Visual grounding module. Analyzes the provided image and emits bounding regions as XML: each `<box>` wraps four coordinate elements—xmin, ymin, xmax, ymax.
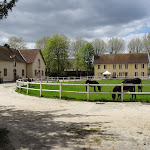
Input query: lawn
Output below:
<box><xmin>17</xmin><ymin>80</ymin><xmax>150</xmax><ymax>102</ymax></box>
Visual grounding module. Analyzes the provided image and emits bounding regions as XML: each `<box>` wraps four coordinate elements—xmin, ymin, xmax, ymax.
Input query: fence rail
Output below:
<box><xmin>16</xmin><ymin>80</ymin><xmax>150</xmax><ymax>102</ymax></box>
<box><xmin>19</xmin><ymin>75</ymin><xmax>150</xmax><ymax>83</ymax></box>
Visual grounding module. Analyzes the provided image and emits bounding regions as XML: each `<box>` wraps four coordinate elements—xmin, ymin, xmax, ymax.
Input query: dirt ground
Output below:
<box><xmin>0</xmin><ymin>83</ymin><xmax>150</xmax><ymax>150</ymax></box>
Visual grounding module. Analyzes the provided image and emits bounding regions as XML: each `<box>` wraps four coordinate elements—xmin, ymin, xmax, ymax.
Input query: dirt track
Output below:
<box><xmin>0</xmin><ymin>83</ymin><xmax>150</xmax><ymax>150</ymax></box>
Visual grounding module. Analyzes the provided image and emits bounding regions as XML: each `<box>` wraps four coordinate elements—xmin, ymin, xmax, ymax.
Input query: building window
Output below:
<box><xmin>4</xmin><ymin>68</ymin><xmax>7</xmax><ymax>76</ymax></box>
<box><xmin>113</xmin><ymin>64</ymin><xmax>116</xmax><ymax>69</ymax></box>
<box><xmin>35</xmin><ymin>70</ymin><xmax>37</xmax><ymax>76</ymax></box>
<box><xmin>38</xmin><ymin>59</ymin><xmax>40</xmax><ymax>68</ymax></box>
<box><xmin>104</xmin><ymin>65</ymin><xmax>107</xmax><ymax>69</ymax></box>
<box><xmin>119</xmin><ymin>72</ymin><xmax>122</xmax><ymax>76</ymax></box>
<box><xmin>125</xmin><ymin>72</ymin><xmax>128</xmax><ymax>77</ymax></box>
<box><xmin>22</xmin><ymin>70</ymin><xmax>24</xmax><ymax>76</ymax></box>
<box><xmin>141</xmin><ymin>72</ymin><xmax>144</xmax><ymax>77</ymax></box>
<box><xmin>135</xmin><ymin>72</ymin><xmax>138</xmax><ymax>76</ymax></box>
<box><xmin>38</xmin><ymin>70</ymin><xmax>41</xmax><ymax>78</ymax></box>
<box><xmin>141</xmin><ymin>64</ymin><xmax>144</xmax><ymax>69</ymax></box>
<box><xmin>135</xmin><ymin>64</ymin><xmax>138</xmax><ymax>69</ymax></box>
<box><xmin>125</xmin><ymin>64</ymin><xmax>128</xmax><ymax>69</ymax></box>
<box><xmin>113</xmin><ymin>72</ymin><xmax>116</xmax><ymax>77</ymax></box>
<box><xmin>119</xmin><ymin>64</ymin><xmax>122</xmax><ymax>69</ymax></box>
<box><xmin>42</xmin><ymin>70</ymin><xmax>44</xmax><ymax>76</ymax></box>
<box><xmin>98</xmin><ymin>65</ymin><xmax>100</xmax><ymax>69</ymax></box>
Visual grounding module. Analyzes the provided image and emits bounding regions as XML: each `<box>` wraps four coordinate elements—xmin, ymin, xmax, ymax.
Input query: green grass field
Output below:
<box><xmin>17</xmin><ymin>80</ymin><xmax>150</xmax><ymax>102</ymax></box>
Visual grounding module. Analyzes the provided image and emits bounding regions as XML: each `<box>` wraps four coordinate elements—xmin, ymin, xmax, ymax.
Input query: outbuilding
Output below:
<box><xmin>0</xmin><ymin>44</ymin><xmax>45</xmax><ymax>82</ymax></box>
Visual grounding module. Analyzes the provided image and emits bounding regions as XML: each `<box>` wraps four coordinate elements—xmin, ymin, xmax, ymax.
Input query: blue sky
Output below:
<box><xmin>0</xmin><ymin>0</ymin><xmax>150</xmax><ymax>50</ymax></box>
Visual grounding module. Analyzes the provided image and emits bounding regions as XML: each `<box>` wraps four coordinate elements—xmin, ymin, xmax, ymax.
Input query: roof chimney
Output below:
<box><xmin>4</xmin><ymin>44</ymin><xmax>10</xmax><ymax>49</ymax></box>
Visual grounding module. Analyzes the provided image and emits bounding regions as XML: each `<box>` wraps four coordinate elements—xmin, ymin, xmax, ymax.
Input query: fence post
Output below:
<box><xmin>19</xmin><ymin>81</ymin><xmax>21</xmax><ymax>92</ymax></box>
<box><xmin>87</xmin><ymin>83</ymin><xmax>90</xmax><ymax>101</ymax></box>
<box><xmin>27</xmin><ymin>82</ymin><xmax>29</xmax><ymax>95</ymax></box>
<box><xmin>16</xmin><ymin>81</ymin><xmax>18</xmax><ymax>90</ymax></box>
<box><xmin>59</xmin><ymin>82</ymin><xmax>62</xmax><ymax>99</ymax></box>
<box><xmin>40</xmin><ymin>82</ymin><xmax>42</xmax><ymax>97</ymax></box>
<box><xmin>121</xmin><ymin>83</ymin><xmax>123</xmax><ymax>102</ymax></box>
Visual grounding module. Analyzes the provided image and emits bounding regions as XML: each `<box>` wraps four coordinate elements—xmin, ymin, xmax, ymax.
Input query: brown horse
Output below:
<box><xmin>112</xmin><ymin>83</ymin><xmax>136</xmax><ymax>100</ymax></box>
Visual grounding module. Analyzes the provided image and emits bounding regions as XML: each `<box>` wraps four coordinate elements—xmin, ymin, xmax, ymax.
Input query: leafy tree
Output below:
<box><xmin>35</xmin><ymin>36</ymin><xmax>50</xmax><ymax>50</ymax></box>
<box><xmin>0</xmin><ymin>0</ymin><xmax>18</xmax><ymax>20</ymax></box>
<box><xmin>70</xmin><ymin>37</ymin><xmax>87</xmax><ymax>57</ymax></box>
<box><xmin>75</xmin><ymin>43</ymin><xmax>94</xmax><ymax>75</ymax></box>
<box><xmin>107</xmin><ymin>37</ymin><xmax>125</xmax><ymax>54</ymax></box>
<box><xmin>8</xmin><ymin>36</ymin><xmax>27</xmax><ymax>50</ymax></box>
<box><xmin>44</xmin><ymin>34</ymin><xmax>70</xmax><ymax>76</ymax></box>
<box><xmin>143</xmin><ymin>33</ymin><xmax>150</xmax><ymax>54</ymax></box>
<box><xmin>128</xmin><ymin>37</ymin><xmax>143</xmax><ymax>53</ymax></box>
<box><xmin>92</xmin><ymin>39</ymin><xmax>107</xmax><ymax>55</ymax></box>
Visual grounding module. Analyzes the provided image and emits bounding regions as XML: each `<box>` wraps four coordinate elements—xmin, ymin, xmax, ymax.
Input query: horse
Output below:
<box><xmin>122</xmin><ymin>78</ymin><xmax>142</xmax><ymax>92</ymax></box>
<box><xmin>112</xmin><ymin>83</ymin><xmax>136</xmax><ymax>100</ymax></box>
<box><xmin>86</xmin><ymin>80</ymin><xmax>101</xmax><ymax>92</ymax></box>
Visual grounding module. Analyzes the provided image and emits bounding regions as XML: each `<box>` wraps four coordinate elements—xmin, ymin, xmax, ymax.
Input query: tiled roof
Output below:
<box><xmin>19</xmin><ymin>49</ymin><xmax>45</xmax><ymax>64</ymax></box>
<box><xmin>94</xmin><ymin>53</ymin><xmax>149</xmax><ymax>64</ymax></box>
<box><xmin>0</xmin><ymin>45</ymin><xmax>25</xmax><ymax>63</ymax></box>
<box><xmin>19</xmin><ymin>49</ymin><xmax>39</xmax><ymax>63</ymax></box>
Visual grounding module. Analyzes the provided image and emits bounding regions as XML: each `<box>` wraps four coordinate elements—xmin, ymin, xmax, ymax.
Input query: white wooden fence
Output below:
<box><xmin>16</xmin><ymin>80</ymin><xmax>150</xmax><ymax>102</ymax></box>
<box><xmin>20</xmin><ymin>75</ymin><xmax>150</xmax><ymax>83</ymax></box>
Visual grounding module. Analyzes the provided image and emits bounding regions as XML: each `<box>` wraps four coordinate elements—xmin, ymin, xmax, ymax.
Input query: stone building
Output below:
<box><xmin>0</xmin><ymin>44</ymin><xmax>45</xmax><ymax>81</ymax></box>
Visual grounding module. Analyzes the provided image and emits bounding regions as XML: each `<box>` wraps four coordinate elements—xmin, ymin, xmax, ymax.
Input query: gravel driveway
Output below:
<box><xmin>0</xmin><ymin>83</ymin><xmax>150</xmax><ymax>150</ymax></box>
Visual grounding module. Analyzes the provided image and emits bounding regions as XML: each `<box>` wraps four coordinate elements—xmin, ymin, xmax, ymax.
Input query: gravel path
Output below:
<box><xmin>0</xmin><ymin>83</ymin><xmax>150</xmax><ymax>150</ymax></box>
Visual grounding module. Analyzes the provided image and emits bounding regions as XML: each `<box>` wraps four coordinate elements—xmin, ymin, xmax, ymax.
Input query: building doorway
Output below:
<box><xmin>13</xmin><ymin>69</ymin><xmax>17</xmax><ymax>81</ymax></box>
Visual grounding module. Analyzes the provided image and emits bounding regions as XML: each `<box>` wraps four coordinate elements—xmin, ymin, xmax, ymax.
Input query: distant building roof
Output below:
<box><xmin>0</xmin><ymin>45</ymin><xmax>25</xmax><ymax>63</ymax></box>
<box><xmin>94</xmin><ymin>53</ymin><xmax>149</xmax><ymax>64</ymax></box>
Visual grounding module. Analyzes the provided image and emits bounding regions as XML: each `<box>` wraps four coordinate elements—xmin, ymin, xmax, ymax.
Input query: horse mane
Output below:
<box><xmin>113</xmin><ymin>86</ymin><xmax>120</xmax><ymax>92</ymax></box>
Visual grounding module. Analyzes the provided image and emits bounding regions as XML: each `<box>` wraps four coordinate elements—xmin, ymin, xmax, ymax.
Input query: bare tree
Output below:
<box><xmin>107</xmin><ymin>37</ymin><xmax>125</xmax><ymax>54</ymax></box>
<box><xmin>143</xmin><ymin>33</ymin><xmax>150</xmax><ymax>54</ymax></box>
<box><xmin>0</xmin><ymin>0</ymin><xmax>18</xmax><ymax>20</ymax></box>
<box><xmin>70</xmin><ymin>37</ymin><xmax>87</xmax><ymax>57</ymax></box>
<box><xmin>35</xmin><ymin>36</ymin><xmax>50</xmax><ymax>50</ymax></box>
<box><xmin>92</xmin><ymin>39</ymin><xmax>107</xmax><ymax>55</ymax></box>
<box><xmin>8</xmin><ymin>36</ymin><xmax>27</xmax><ymax>50</ymax></box>
<box><xmin>128</xmin><ymin>37</ymin><xmax>143</xmax><ymax>53</ymax></box>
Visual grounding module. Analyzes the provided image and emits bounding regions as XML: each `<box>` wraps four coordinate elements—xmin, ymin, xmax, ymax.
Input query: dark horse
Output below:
<box><xmin>112</xmin><ymin>83</ymin><xmax>136</xmax><ymax>100</ymax></box>
<box><xmin>86</xmin><ymin>80</ymin><xmax>101</xmax><ymax>92</ymax></box>
<box><xmin>122</xmin><ymin>78</ymin><xmax>142</xmax><ymax>92</ymax></box>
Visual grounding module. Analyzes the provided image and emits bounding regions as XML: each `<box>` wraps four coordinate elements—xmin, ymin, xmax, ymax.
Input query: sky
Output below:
<box><xmin>0</xmin><ymin>0</ymin><xmax>150</xmax><ymax>50</ymax></box>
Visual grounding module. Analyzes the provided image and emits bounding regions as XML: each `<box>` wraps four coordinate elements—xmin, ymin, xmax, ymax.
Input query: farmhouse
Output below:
<box><xmin>94</xmin><ymin>53</ymin><xmax>149</xmax><ymax>78</ymax></box>
<box><xmin>0</xmin><ymin>44</ymin><xmax>45</xmax><ymax>82</ymax></box>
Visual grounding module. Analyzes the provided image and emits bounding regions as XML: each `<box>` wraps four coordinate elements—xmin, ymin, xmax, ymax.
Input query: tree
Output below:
<box><xmin>92</xmin><ymin>39</ymin><xmax>107</xmax><ymax>55</ymax></box>
<box><xmin>107</xmin><ymin>38</ymin><xmax>125</xmax><ymax>54</ymax></box>
<box><xmin>35</xmin><ymin>36</ymin><xmax>50</xmax><ymax>50</ymax></box>
<box><xmin>44</xmin><ymin>34</ymin><xmax>70</xmax><ymax>76</ymax></box>
<box><xmin>75</xmin><ymin>43</ymin><xmax>94</xmax><ymax>75</ymax></box>
<box><xmin>128</xmin><ymin>38</ymin><xmax>143</xmax><ymax>53</ymax></box>
<box><xmin>8</xmin><ymin>36</ymin><xmax>27</xmax><ymax>50</ymax></box>
<box><xmin>70</xmin><ymin>37</ymin><xmax>87</xmax><ymax>57</ymax></box>
<box><xmin>143</xmin><ymin>33</ymin><xmax>150</xmax><ymax>54</ymax></box>
<box><xmin>0</xmin><ymin>0</ymin><xmax>18</xmax><ymax>20</ymax></box>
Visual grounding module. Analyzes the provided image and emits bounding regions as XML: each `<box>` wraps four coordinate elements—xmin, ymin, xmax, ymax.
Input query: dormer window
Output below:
<box><xmin>38</xmin><ymin>59</ymin><xmax>40</xmax><ymax>68</ymax></box>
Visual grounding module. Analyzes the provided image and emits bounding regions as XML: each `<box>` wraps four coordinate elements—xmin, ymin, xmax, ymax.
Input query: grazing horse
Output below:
<box><xmin>112</xmin><ymin>83</ymin><xmax>136</xmax><ymax>100</ymax></box>
<box><xmin>122</xmin><ymin>78</ymin><xmax>142</xmax><ymax>92</ymax></box>
<box><xmin>86</xmin><ymin>80</ymin><xmax>101</xmax><ymax>92</ymax></box>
